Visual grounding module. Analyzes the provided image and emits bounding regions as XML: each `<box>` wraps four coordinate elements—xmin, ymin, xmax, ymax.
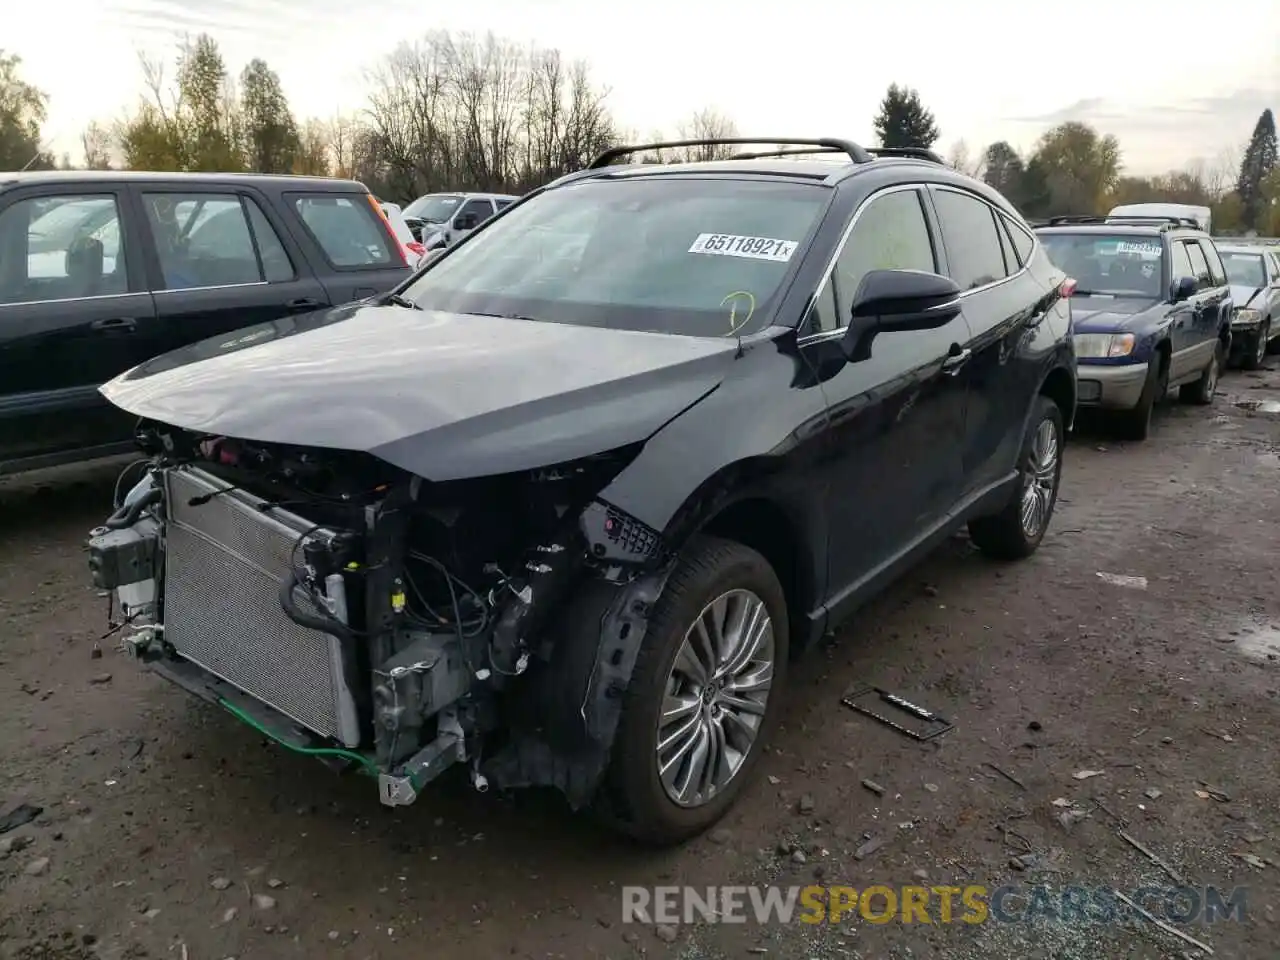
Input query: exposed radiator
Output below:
<box><xmin>162</xmin><ymin>467</ymin><xmax>361</xmax><ymax>747</ymax></box>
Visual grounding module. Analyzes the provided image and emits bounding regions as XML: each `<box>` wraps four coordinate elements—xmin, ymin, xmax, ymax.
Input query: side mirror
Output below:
<box><xmin>454</xmin><ymin>213</ymin><xmax>479</xmax><ymax>230</ymax></box>
<box><xmin>1172</xmin><ymin>276</ymin><xmax>1197</xmax><ymax>302</ymax></box>
<box><xmin>424</xmin><ymin>232</ymin><xmax>448</xmax><ymax>252</ymax></box>
<box><xmin>841</xmin><ymin>269</ymin><xmax>963</xmax><ymax>363</ymax></box>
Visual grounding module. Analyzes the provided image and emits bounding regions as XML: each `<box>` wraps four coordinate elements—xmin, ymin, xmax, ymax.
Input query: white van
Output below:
<box><xmin>1108</xmin><ymin>202</ymin><xmax>1211</xmax><ymax>234</ymax></box>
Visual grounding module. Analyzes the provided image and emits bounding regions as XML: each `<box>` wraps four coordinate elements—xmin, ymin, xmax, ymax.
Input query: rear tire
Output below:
<box><xmin>969</xmin><ymin>395</ymin><xmax>1064</xmax><ymax>561</ymax></box>
<box><xmin>597</xmin><ymin>536</ymin><xmax>788</xmax><ymax>846</ymax></box>
<box><xmin>1179</xmin><ymin>341</ymin><xmax>1221</xmax><ymax>405</ymax></box>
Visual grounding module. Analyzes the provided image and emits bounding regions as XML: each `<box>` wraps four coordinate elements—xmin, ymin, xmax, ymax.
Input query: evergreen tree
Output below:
<box><xmin>0</xmin><ymin>51</ymin><xmax>54</xmax><ymax>170</ymax></box>
<box><xmin>872</xmin><ymin>84</ymin><xmax>940</xmax><ymax>149</ymax></box>
<box><xmin>1236</xmin><ymin>109</ymin><xmax>1278</xmax><ymax>230</ymax></box>
<box><xmin>241</xmin><ymin>59</ymin><xmax>300</xmax><ymax>174</ymax></box>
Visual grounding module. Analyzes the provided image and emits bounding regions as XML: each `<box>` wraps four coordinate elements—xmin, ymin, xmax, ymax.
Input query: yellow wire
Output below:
<box><xmin>721</xmin><ymin>290</ymin><xmax>756</xmax><ymax>335</ymax></box>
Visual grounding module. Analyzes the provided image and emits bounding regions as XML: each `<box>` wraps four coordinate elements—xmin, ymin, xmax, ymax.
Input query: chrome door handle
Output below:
<box><xmin>941</xmin><ymin>347</ymin><xmax>971</xmax><ymax>375</ymax></box>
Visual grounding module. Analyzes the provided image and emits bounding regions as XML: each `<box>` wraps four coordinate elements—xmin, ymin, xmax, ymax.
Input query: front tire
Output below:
<box><xmin>1243</xmin><ymin>321</ymin><xmax>1270</xmax><ymax>370</ymax></box>
<box><xmin>969</xmin><ymin>394</ymin><xmax>1064</xmax><ymax>561</ymax></box>
<box><xmin>599</xmin><ymin>537</ymin><xmax>788</xmax><ymax>846</ymax></box>
<box><xmin>1116</xmin><ymin>357</ymin><xmax>1165</xmax><ymax>441</ymax></box>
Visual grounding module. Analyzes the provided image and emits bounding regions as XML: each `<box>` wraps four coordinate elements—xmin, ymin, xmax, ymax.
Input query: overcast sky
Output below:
<box><xmin>14</xmin><ymin>0</ymin><xmax>1280</xmax><ymax>177</ymax></box>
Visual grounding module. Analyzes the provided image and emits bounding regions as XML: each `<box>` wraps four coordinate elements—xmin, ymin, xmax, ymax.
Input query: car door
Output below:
<box><xmin>286</xmin><ymin>190</ymin><xmax>410</xmax><ymax>301</ymax></box>
<box><xmin>1178</xmin><ymin>240</ymin><xmax>1218</xmax><ymax>377</ymax></box>
<box><xmin>134</xmin><ymin>187</ymin><xmax>334</xmax><ymax>359</ymax></box>
<box><xmin>444</xmin><ymin>198</ymin><xmax>497</xmax><ymax>247</ymax></box>
<box><xmin>798</xmin><ymin>184</ymin><xmax>970</xmax><ymax>605</ymax></box>
<box><xmin>1265</xmin><ymin>251</ymin><xmax>1280</xmax><ymax>321</ymax></box>
<box><xmin>1165</xmin><ymin>239</ymin><xmax>1201</xmax><ymax>381</ymax></box>
<box><xmin>0</xmin><ymin>185</ymin><xmax>159</xmax><ymax>472</ymax></box>
<box><xmin>1197</xmin><ymin>238</ymin><xmax>1232</xmax><ymax>342</ymax></box>
<box><xmin>926</xmin><ymin>186</ymin><xmax>1050</xmax><ymax>496</ymax></box>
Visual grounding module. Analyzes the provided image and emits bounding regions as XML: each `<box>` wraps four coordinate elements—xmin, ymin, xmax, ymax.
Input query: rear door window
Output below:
<box><xmin>1198</xmin><ymin>240</ymin><xmax>1227</xmax><ymax>287</ymax></box>
<box><xmin>1000</xmin><ymin>212</ymin><xmax>1036</xmax><ymax>267</ymax></box>
<box><xmin>290</xmin><ymin>193</ymin><xmax>395</xmax><ymax>268</ymax></box>
<box><xmin>931</xmin><ymin>188</ymin><xmax>1009</xmax><ymax>289</ymax></box>
<box><xmin>1184</xmin><ymin>241</ymin><xmax>1211</xmax><ymax>288</ymax></box>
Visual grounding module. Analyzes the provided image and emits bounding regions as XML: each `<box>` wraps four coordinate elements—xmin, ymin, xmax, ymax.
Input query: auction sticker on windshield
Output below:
<box><xmin>689</xmin><ymin>233</ymin><xmax>798</xmax><ymax>262</ymax></box>
<box><xmin>1114</xmin><ymin>241</ymin><xmax>1162</xmax><ymax>258</ymax></box>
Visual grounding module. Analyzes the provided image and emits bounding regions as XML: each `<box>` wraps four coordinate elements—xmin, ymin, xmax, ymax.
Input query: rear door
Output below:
<box><xmin>132</xmin><ymin>186</ymin><xmax>333</xmax><ymax>359</ymax></box>
<box><xmin>926</xmin><ymin>186</ymin><xmax>1049</xmax><ymax>495</ymax></box>
<box><xmin>0</xmin><ymin>184</ymin><xmax>159</xmax><ymax>471</ymax></box>
<box><xmin>1178</xmin><ymin>239</ymin><xmax>1218</xmax><ymax>377</ymax></box>
<box><xmin>285</xmin><ymin>190</ymin><xmax>410</xmax><ymax>302</ymax></box>
<box><xmin>1196</xmin><ymin>237</ymin><xmax>1232</xmax><ymax>340</ymax></box>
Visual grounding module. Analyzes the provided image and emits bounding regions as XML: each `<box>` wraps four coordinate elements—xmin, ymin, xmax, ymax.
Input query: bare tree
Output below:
<box><xmin>946</xmin><ymin>139</ymin><xmax>984</xmax><ymax>178</ymax></box>
<box><xmin>671</xmin><ymin>108</ymin><xmax>739</xmax><ymax>162</ymax></box>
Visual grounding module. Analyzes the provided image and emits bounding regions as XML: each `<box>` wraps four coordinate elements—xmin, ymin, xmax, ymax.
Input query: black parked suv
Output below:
<box><xmin>88</xmin><ymin>138</ymin><xmax>1076</xmax><ymax>845</ymax></box>
<box><xmin>0</xmin><ymin>171</ymin><xmax>412</xmax><ymax>476</ymax></box>
<box><xmin>1035</xmin><ymin>215</ymin><xmax>1232</xmax><ymax>440</ymax></box>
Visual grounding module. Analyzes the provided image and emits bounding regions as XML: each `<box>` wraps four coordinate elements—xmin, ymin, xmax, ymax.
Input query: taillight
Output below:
<box><xmin>406</xmin><ymin>241</ymin><xmax>426</xmax><ymax>257</ymax></box>
<box><xmin>365</xmin><ymin>193</ymin><xmax>409</xmax><ymax>267</ymax></box>
<box><xmin>1059</xmin><ymin>277</ymin><xmax>1077</xmax><ymax>297</ymax></box>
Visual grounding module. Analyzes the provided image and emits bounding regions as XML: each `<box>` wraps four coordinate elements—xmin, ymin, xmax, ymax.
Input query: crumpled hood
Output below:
<box><xmin>100</xmin><ymin>303</ymin><xmax>739</xmax><ymax>481</ymax></box>
<box><xmin>1230</xmin><ymin>283</ymin><xmax>1264</xmax><ymax>310</ymax></box>
<box><xmin>1071</xmin><ymin>296</ymin><xmax>1160</xmax><ymax>334</ymax></box>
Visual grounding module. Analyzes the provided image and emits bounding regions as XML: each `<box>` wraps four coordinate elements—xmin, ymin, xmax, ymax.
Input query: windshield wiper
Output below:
<box><xmin>383</xmin><ymin>293</ymin><xmax>421</xmax><ymax>310</ymax></box>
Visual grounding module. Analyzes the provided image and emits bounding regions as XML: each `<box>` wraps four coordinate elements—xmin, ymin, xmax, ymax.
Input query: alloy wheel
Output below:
<box><xmin>656</xmin><ymin>589</ymin><xmax>775</xmax><ymax>808</ymax></box>
<box><xmin>1020</xmin><ymin>417</ymin><xmax>1059</xmax><ymax>539</ymax></box>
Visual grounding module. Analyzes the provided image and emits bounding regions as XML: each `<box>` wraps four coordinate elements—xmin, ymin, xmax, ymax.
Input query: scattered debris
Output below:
<box><xmin>0</xmin><ymin>804</ymin><xmax>42</xmax><ymax>834</ymax></box>
<box><xmin>221</xmin><ymin>907</ymin><xmax>238</xmax><ymax>924</ymax></box>
<box><xmin>1095</xmin><ymin>572</ymin><xmax>1148</xmax><ymax>590</ymax></box>
<box><xmin>1197</xmin><ymin>782</ymin><xmax>1231</xmax><ymax>802</ymax></box>
<box><xmin>1073</xmin><ymin>770</ymin><xmax>1105</xmax><ymax>780</ymax></box>
<box><xmin>1057</xmin><ymin>807</ymin><xmax>1090</xmax><ymax>830</ymax></box>
<box><xmin>1144</xmin><ymin>787</ymin><xmax>1163</xmax><ymax>800</ymax></box>
<box><xmin>266</xmin><ymin>877</ymin><xmax>285</xmax><ymax>889</ymax></box>
<box><xmin>841</xmin><ymin>685</ymin><xmax>954</xmax><ymax>741</ymax></box>
<box><xmin>854</xmin><ymin>836</ymin><xmax>886</xmax><ymax>861</ymax></box>
<box><xmin>211</xmin><ymin>877</ymin><xmax>232</xmax><ymax>890</ymax></box>
<box><xmin>707</xmin><ymin>828</ymin><xmax>731</xmax><ymax>845</ymax></box>
<box><xmin>797</xmin><ymin>795</ymin><xmax>815</xmax><ymax>815</ymax></box>
<box><xmin>767</xmin><ymin>775</ymin><xmax>781</xmax><ymax>785</ymax></box>
<box><xmin>861</xmin><ymin>779</ymin><xmax>885</xmax><ymax>796</ymax></box>
<box><xmin>24</xmin><ymin>857</ymin><xmax>50</xmax><ymax>876</ymax></box>
<box><xmin>655</xmin><ymin>924</ymin><xmax>678</xmax><ymax>943</ymax></box>
<box><xmin>1114</xmin><ymin>890</ymin><xmax>1214</xmax><ymax>954</ymax></box>
<box><xmin>88</xmin><ymin>673</ymin><xmax>112</xmax><ymax>685</ymax></box>
<box><xmin>982</xmin><ymin>762</ymin><xmax>1027</xmax><ymax>791</ymax></box>
<box><xmin>1051</xmin><ymin>798</ymin><xmax>1073</xmax><ymax>807</ymax></box>
<box><xmin>790</xmin><ymin>849</ymin><xmax>806</xmax><ymax>865</ymax></box>
<box><xmin>1119</xmin><ymin>831</ymin><xmax>1186</xmax><ymax>884</ymax></box>
<box><xmin>0</xmin><ymin>834</ymin><xmax>34</xmax><ymax>856</ymax></box>
<box><xmin>1009</xmin><ymin>853</ymin><xmax>1040</xmax><ymax>871</ymax></box>
<box><xmin>252</xmin><ymin>894</ymin><xmax>276</xmax><ymax>910</ymax></box>
<box><xmin>1231</xmin><ymin>852</ymin><xmax>1267</xmax><ymax>869</ymax></box>
<box><xmin>923</xmin><ymin>783</ymin><xmax>939</xmax><ymax>793</ymax></box>
<box><xmin>1027</xmin><ymin>720</ymin><xmax>1043</xmax><ymax>732</ymax></box>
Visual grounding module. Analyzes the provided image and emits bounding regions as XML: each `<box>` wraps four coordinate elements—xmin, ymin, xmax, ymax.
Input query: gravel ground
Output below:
<box><xmin>2</xmin><ymin>368</ymin><xmax>1279</xmax><ymax>960</ymax></box>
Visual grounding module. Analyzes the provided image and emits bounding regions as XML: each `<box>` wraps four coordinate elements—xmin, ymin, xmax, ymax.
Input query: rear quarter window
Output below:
<box><xmin>288</xmin><ymin>193</ymin><xmax>394</xmax><ymax>269</ymax></box>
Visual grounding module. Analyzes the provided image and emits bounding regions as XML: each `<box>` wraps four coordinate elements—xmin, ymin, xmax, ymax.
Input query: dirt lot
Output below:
<box><xmin>2</xmin><ymin>369</ymin><xmax>1279</xmax><ymax>960</ymax></box>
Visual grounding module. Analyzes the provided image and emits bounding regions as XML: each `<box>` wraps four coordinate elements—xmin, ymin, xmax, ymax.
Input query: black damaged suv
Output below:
<box><xmin>88</xmin><ymin>138</ymin><xmax>1076</xmax><ymax>845</ymax></box>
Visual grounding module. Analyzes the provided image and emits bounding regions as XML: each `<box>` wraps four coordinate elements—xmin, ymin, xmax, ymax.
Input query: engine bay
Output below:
<box><xmin>87</xmin><ymin>418</ymin><xmax>667</xmax><ymax>807</ymax></box>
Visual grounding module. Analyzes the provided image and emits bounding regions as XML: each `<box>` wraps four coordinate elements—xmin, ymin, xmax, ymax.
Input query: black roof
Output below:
<box><xmin>0</xmin><ymin>170</ymin><xmax>367</xmax><ymax>192</ymax></box>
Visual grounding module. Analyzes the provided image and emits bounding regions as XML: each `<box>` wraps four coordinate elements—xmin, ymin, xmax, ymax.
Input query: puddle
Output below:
<box><xmin>1222</xmin><ymin>622</ymin><xmax>1280</xmax><ymax>661</ymax></box>
<box><xmin>1234</xmin><ymin>399</ymin><xmax>1280</xmax><ymax>414</ymax></box>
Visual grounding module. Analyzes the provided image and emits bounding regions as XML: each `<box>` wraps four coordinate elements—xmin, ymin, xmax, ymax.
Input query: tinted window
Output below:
<box><xmin>834</xmin><ymin>189</ymin><xmax>936</xmax><ymax>314</ymax></box>
<box><xmin>1223</xmin><ymin>251</ymin><xmax>1267</xmax><ymax>288</ymax></box>
<box><xmin>244</xmin><ymin>198</ymin><xmax>294</xmax><ymax>282</ymax></box>
<box><xmin>993</xmin><ymin>211</ymin><xmax>1017</xmax><ymax>273</ymax></box>
<box><xmin>143</xmin><ymin>193</ymin><xmax>265</xmax><ymax>290</ymax></box>
<box><xmin>293</xmin><ymin>194</ymin><xmax>394</xmax><ymax>268</ymax></box>
<box><xmin>1199</xmin><ymin>240</ymin><xmax>1226</xmax><ymax>286</ymax></box>
<box><xmin>805</xmin><ymin>276</ymin><xmax>840</xmax><ymax>335</ymax></box>
<box><xmin>400</xmin><ymin>178</ymin><xmax>827</xmax><ymax>338</ymax></box>
<box><xmin>1001</xmin><ymin>213</ymin><xmax>1036</xmax><ymax>267</ymax></box>
<box><xmin>0</xmin><ymin>194</ymin><xmax>129</xmax><ymax>304</ymax></box>
<box><xmin>1170</xmin><ymin>240</ymin><xmax>1193</xmax><ymax>283</ymax></box>
<box><xmin>1184</xmin><ymin>241</ymin><xmax>1210</xmax><ymax>287</ymax></box>
<box><xmin>495</xmin><ymin>199</ymin><xmax>514</xmax><ymax>211</ymax></box>
<box><xmin>931</xmin><ymin>189</ymin><xmax>1007</xmax><ymax>289</ymax></box>
<box><xmin>456</xmin><ymin>199</ymin><xmax>494</xmax><ymax>226</ymax></box>
<box><xmin>1038</xmin><ymin>232</ymin><xmax>1163</xmax><ymax>299</ymax></box>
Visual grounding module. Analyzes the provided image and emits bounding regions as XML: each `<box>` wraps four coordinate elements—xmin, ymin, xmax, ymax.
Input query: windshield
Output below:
<box><xmin>1223</xmin><ymin>251</ymin><xmax>1266</xmax><ymax>289</ymax></box>
<box><xmin>403</xmin><ymin>194</ymin><xmax>463</xmax><ymax>223</ymax></box>
<box><xmin>399</xmin><ymin>178</ymin><xmax>828</xmax><ymax>337</ymax></box>
<box><xmin>1039</xmin><ymin>232</ymin><xmax>1164</xmax><ymax>298</ymax></box>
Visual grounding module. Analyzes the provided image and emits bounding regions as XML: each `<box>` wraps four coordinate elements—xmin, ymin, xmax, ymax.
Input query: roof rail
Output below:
<box><xmin>1045</xmin><ymin>214</ymin><xmax>1199</xmax><ymax>230</ymax></box>
<box><xmin>587</xmin><ymin>137</ymin><xmax>874</xmax><ymax>169</ymax></box>
<box><xmin>864</xmin><ymin>146</ymin><xmax>945</xmax><ymax>164</ymax></box>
